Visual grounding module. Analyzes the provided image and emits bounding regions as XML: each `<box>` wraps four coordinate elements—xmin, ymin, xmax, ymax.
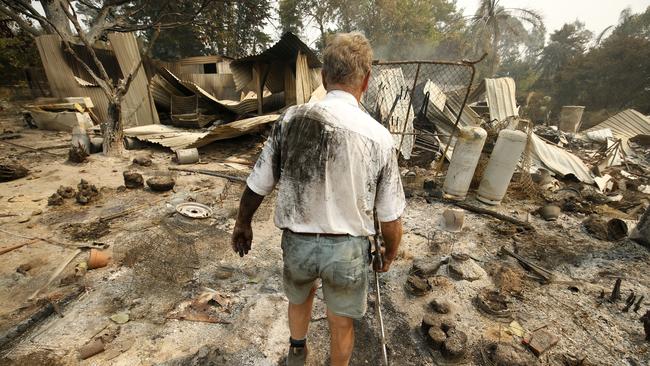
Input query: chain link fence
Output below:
<box><xmin>361</xmin><ymin>59</ymin><xmax>482</xmax><ymax>166</ymax></box>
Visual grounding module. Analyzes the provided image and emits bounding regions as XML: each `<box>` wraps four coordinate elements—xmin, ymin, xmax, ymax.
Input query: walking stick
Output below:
<box><xmin>372</xmin><ymin>211</ymin><xmax>389</xmax><ymax>365</ymax></box>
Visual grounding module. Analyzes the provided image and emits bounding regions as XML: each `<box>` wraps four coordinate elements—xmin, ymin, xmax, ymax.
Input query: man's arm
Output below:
<box><xmin>232</xmin><ymin>186</ymin><xmax>265</xmax><ymax>257</ymax></box>
<box><xmin>378</xmin><ymin>218</ymin><xmax>403</xmax><ymax>272</ymax></box>
<box><xmin>231</xmin><ymin>112</ymin><xmax>286</xmax><ymax>257</ymax></box>
<box><xmin>374</xmin><ymin>147</ymin><xmax>406</xmax><ymax>272</ymax></box>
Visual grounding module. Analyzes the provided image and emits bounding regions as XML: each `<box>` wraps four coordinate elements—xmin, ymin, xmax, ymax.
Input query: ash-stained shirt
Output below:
<box><xmin>247</xmin><ymin>90</ymin><xmax>405</xmax><ymax>236</ymax></box>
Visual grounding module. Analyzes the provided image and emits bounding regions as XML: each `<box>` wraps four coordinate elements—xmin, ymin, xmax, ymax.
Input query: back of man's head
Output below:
<box><xmin>322</xmin><ymin>32</ymin><xmax>373</xmax><ymax>91</ymax></box>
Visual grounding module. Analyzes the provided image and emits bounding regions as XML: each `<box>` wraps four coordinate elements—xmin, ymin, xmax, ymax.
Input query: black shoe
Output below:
<box><xmin>286</xmin><ymin>345</ymin><xmax>308</xmax><ymax>366</ymax></box>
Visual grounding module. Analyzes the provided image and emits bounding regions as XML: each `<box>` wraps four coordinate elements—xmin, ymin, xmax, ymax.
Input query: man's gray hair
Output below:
<box><xmin>322</xmin><ymin>32</ymin><xmax>373</xmax><ymax>89</ymax></box>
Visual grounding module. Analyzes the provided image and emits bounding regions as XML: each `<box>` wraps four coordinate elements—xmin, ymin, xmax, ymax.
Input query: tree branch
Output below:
<box><xmin>75</xmin><ymin>0</ymin><xmax>101</xmax><ymax>11</ymax></box>
<box><xmin>107</xmin><ymin>0</ymin><xmax>215</xmax><ymax>33</ymax></box>
<box><xmin>1</xmin><ymin>0</ymin><xmax>55</xmax><ymax>34</ymax></box>
<box><xmin>59</xmin><ymin>0</ymin><xmax>113</xmax><ymax>86</ymax></box>
<box><xmin>0</xmin><ymin>4</ymin><xmax>41</xmax><ymax>37</ymax></box>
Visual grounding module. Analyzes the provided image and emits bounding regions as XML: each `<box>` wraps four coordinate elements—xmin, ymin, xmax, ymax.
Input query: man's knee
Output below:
<box><xmin>327</xmin><ymin>309</ymin><xmax>354</xmax><ymax>330</ymax></box>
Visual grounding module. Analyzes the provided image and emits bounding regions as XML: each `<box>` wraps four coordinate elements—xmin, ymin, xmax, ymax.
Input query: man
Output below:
<box><xmin>231</xmin><ymin>32</ymin><xmax>405</xmax><ymax>366</ymax></box>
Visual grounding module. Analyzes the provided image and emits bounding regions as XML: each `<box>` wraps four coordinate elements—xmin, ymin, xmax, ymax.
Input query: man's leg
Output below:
<box><xmin>288</xmin><ymin>284</ymin><xmax>317</xmax><ymax>340</ymax></box>
<box><xmin>327</xmin><ymin>309</ymin><xmax>354</xmax><ymax>366</ymax></box>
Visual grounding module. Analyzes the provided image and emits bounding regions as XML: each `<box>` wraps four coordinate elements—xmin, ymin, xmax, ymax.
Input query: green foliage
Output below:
<box><xmin>88</xmin><ymin>0</ymin><xmax>273</xmax><ymax>59</ymax></box>
<box><xmin>468</xmin><ymin>0</ymin><xmax>544</xmax><ymax>76</ymax></box>
<box><xmin>542</xmin><ymin>7</ymin><xmax>650</xmax><ymax>116</ymax></box>
<box><xmin>536</xmin><ymin>21</ymin><xmax>592</xmax><ymax>83</ymax></box>
<box><xmin>150</xmin><ymin>25</ymin><xmax>207</xmax><ymax>60</ymax></box>
<box><xmin>279</xmin><ymin>0</ymin><xmax>303</xmax><ymax>35</ymax></box>
<box><xmin>357</xmin><ymin>0</ymin><xmax>463</xmax><ymax>59</ymax></box>
<box><xmin>201</xmin><ymin>0</ymin><xmax>272</xmax><ymax>56</ymax></box>
<box><xmin>285</xmin><ymin>0</ymin><xmax>465</xmax><ymax>59</ymax></box>
<box><xmin>0</xmin><ymin>22</ymin><xmax>38</xmax><ymax>85</ymax></box>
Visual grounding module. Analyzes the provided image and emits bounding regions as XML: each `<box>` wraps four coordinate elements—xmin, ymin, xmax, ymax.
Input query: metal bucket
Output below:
<box><xmin>176</xmin><ymin>148</ymin><xmax>199</xmax><ymax>164</ymax></box>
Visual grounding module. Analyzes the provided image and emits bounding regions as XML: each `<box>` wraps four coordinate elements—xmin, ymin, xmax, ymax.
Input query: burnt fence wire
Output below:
<box><xmin>361</xmin><ymin>56</ymin><xmax>485</xmax><ymax>166</ymax></box>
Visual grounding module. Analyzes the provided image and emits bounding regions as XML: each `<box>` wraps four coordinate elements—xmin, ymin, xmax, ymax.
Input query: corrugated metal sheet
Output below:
<box><xmin>374</xmin><ymin>68</ymin><xmax>414</xmax><ymax>159</ymax></box>
<box><xmin>484</xmin><ymin>78</ymin><xmax>518</xmax><ymax>122</ymax></box>
<box><xmin>232</xmin><ymin>32</ymin><xmax>321</xmax><ymax>69</ymax></box>
<box><xmin>178</xmin><ymin>55</ymin><xmax>233</xmax><ymax>64</ymax></box>
<box><xmin>529</xmin><ymin>133</ymin><xmax>594</xmax><ymax>184</ymax></box>
<box><xmin>124</xmin><ymin>114</ymin><xmax>280</xmax><ymax>150</ymax></box>
<box><xmin>36</xmin><ymin>35</ymin><xmax>111</xmax><ymax>126</ymax></box>
<box><xmin>185</xmin><ymin>74</ymin><xmax>238</xmax><ymax>100</ymax></box>
<box><xmin>157</xmin><ymin>67</ymin><xmax>283</xmax><ymax>115</ymax></box>
<box><xmin>36</xmin><ymin>33</ymin><xmax>158</xmax><ymax>128</ymax></box>
<box><xmin>295</xmin><ymin>52</ymin><xmax>311</xmax><ymax>105</ymax></box>
<box><xmin>583</xmin><ymin>109</ymin><xmax>650</xmax><ymax>140</ymax></box>
<box><xmin>108</xmin><ymin>33</ymin><xmax>159</xmax><ymax>127</ymax></box>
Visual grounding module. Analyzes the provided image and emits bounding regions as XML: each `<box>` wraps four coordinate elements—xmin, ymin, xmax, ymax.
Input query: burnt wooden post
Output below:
<box><xmin>254</xmin><ymin>62</ymin><xmax>272</xmax><ymax>115</ymax></box>
<box><xmin>254</xmin><ymin>62</ymin><xmax>264</xmax><ymax>114</ymax></box>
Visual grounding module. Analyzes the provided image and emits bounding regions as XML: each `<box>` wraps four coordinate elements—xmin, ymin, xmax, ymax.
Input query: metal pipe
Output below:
<box><xmin>373</xmin><ymin>53</ymin><xmax>487</xmax><ymax>67</ymax></box>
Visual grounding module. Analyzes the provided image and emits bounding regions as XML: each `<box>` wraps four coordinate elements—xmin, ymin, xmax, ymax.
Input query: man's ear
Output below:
<box><xmin>361</xmin><ymin>72</ymin><xmax>371</xmax><ymax>93</ymax></box>
<box><xmin>321</xmin><ymin>69</ymin><xmax>328</xmax><ymax>90</ymax></box>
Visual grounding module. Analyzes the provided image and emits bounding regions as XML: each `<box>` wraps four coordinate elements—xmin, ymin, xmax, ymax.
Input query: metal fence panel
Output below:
<box><xmin>361</xmin><ymin>58</ymin><xmax>483</xmax><ymax>164</ymax></box>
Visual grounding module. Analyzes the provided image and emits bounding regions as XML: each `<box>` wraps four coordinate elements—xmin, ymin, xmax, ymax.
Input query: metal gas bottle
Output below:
<box><xmin>71</xmin><ymin>126</ymin><xmax>90</xmax><ymax>154</ymax></box>
<box><xmin>477</xmin><ymin>129</ymin><xmax>527</xmax><ymax>205</ymax></box>
<box><xmin>442</xmin><ymin>126</ymin><xmax>487</xmax><ymax>200</ymax></box>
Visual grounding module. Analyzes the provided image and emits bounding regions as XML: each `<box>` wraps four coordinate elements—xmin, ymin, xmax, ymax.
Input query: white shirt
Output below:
<box><xmin>247</xmin><ymin>90</ymin><xmax>405</xmax><ymax>236</ymax></box>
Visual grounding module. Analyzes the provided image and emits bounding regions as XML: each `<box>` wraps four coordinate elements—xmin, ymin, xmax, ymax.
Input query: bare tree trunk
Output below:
<box><xmin>489</xmin><ymin>22</ymin><xmax>500</xmax><ymax>76</ymax></box>
<box><xmin>102</xmin><ymin>99</ymin><xmax>124</xmax><ymax>156</ymax></box>
<box><xmin>40</xmin><ymin>0</ymin><xmax>74</xmax><ymax>41</ymax></box>
<box><xmin>318</xmin><ymin>20</ymin><xmax>326</xmax><ymax>50</ymax></box>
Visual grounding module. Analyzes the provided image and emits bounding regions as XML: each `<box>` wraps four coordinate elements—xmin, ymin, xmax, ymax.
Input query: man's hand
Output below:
<box><xmin>375</xmin><ymin>218</ymin><xmax>402</xmax><ymax>273</ymax></box>
<box><xmin>231</xmin><ymin>186</ymin><xmax>265</xmax><ymax>258</ymax></box>
<box><xmin>231</xmin><ymin>222</ymin><xmax>253</xmax><ymax>257</ymax></box>
<box><xmin>372</xmin><ymin>246</ymin><xmax>394</xmax><ymax>273</ymax></box>
<box><xmin>378</xmin><ymin>257</ymin><xmax>393</xmax><ymax>272</ymax></box>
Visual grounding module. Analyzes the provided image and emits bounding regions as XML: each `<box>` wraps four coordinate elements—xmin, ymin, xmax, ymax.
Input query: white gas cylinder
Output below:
<box><xmin>477</xmin><ymin>129</ymin><xmax>527</xmax><ymax>205</ymax></box>
<box><xmin>442</xmin><ymin>126</ymin><xmax>487</xmax><ymax>200</ymax></box>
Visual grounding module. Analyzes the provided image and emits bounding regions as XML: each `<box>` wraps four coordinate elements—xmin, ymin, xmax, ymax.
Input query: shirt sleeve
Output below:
<box><xmin>246</xmin><ymin>118</ymin><xmax>282</xmax><ymax>196</ymax></box>
<box><xmin>375</xmin><ymin>147</ymin><xmax>406</xmax><ymax>222</ymax></box>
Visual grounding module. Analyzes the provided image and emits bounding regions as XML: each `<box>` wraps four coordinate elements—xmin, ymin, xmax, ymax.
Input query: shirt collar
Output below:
<box><xmin>325</xmin><ymin>89</ymin><xmax>359</xmax><ymax>107</ymax></box>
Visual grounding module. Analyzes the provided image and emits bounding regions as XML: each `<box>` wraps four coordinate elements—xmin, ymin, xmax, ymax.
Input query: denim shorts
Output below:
<box><xmin>281</xmin><ymin>230</ymin><xmax>370</xmax><ymax>319</ymax></box>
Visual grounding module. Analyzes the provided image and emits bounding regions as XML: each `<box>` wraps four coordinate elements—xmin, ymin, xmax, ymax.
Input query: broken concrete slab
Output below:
<box><xmin>448</xmin><ymin>253</ymin><xmax>486</xmax><ymax>281</ymax></box>
<box><xmin>525</xmin><ymin>328</ymin><xmax>559</xmax><ymax>356</ymax></box>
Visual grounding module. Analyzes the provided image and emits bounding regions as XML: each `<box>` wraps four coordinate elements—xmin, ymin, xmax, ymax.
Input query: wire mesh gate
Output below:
<box><xmin>361</xmin><ymin>56</ymin><xmax>486</xmax><ymax>167</ymax></box>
